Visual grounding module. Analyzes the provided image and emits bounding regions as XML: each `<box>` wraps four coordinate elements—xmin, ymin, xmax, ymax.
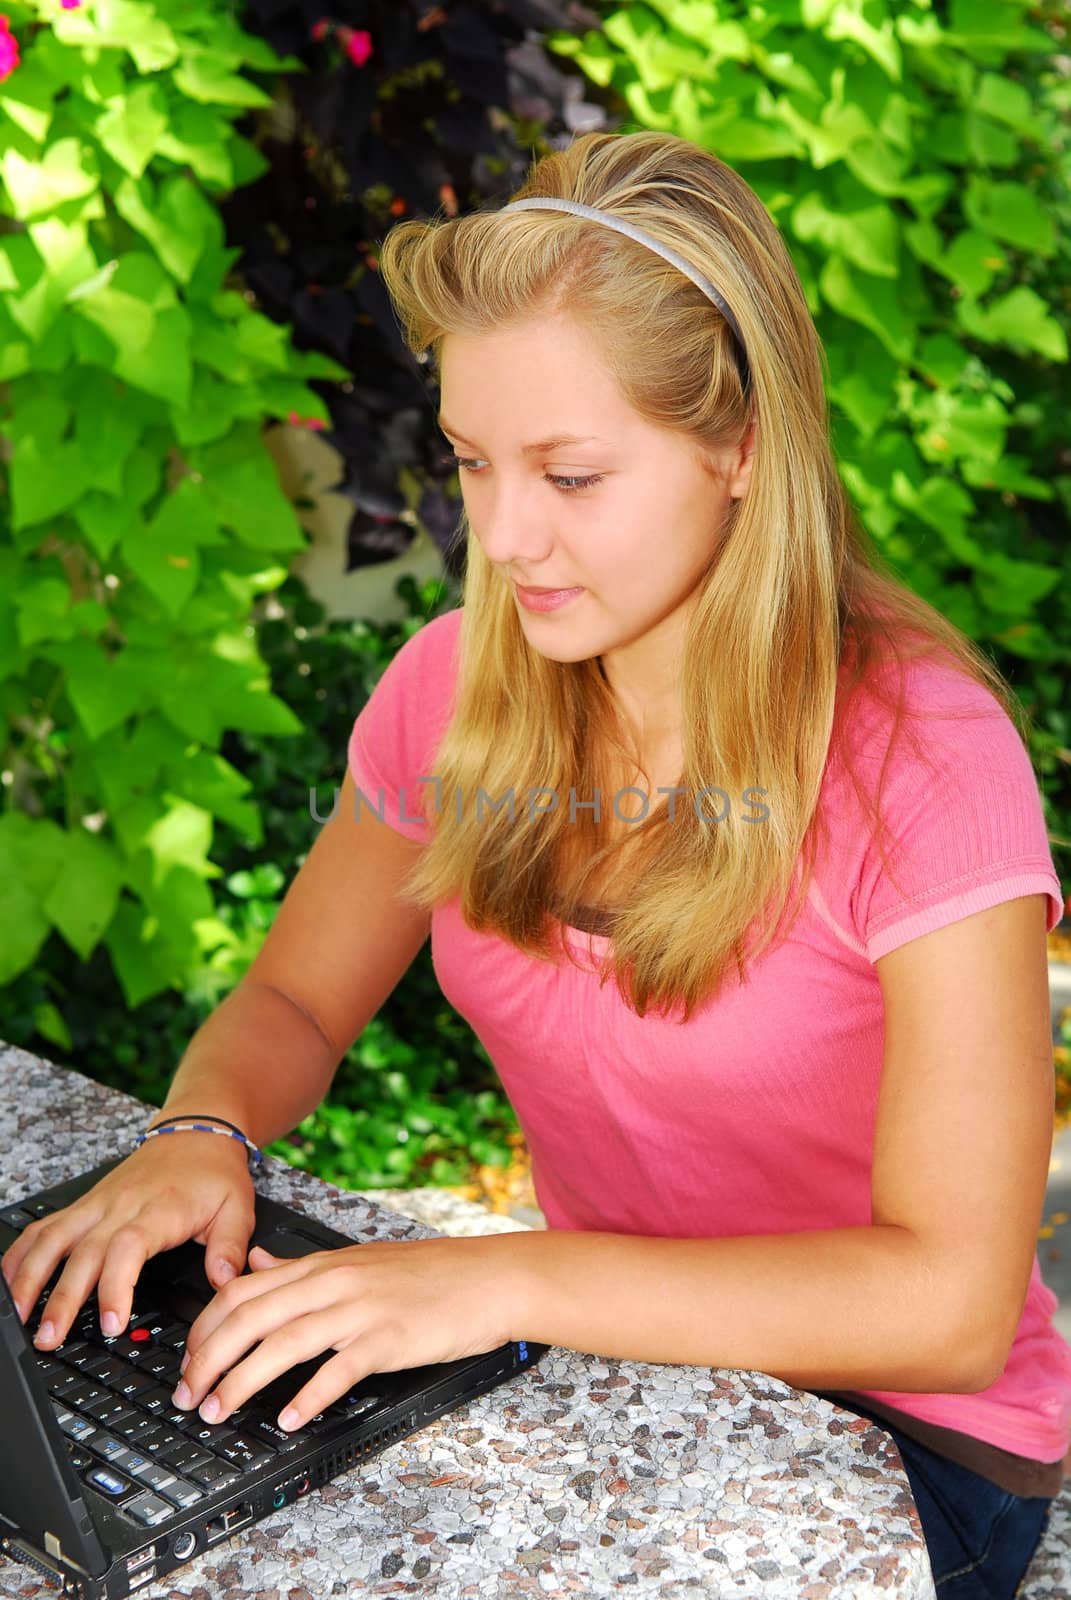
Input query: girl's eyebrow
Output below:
<box><xmin>437</xmin><ymin>418</ymin><xmax>611</xmax><ymax>456</ymax></box>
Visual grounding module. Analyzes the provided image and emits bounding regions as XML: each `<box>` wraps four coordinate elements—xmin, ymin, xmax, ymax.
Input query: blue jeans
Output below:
<box><xmin>840</xmin><ymin>1399</ymin><xmax>1054</xmax><ymax>1598</ymax></box>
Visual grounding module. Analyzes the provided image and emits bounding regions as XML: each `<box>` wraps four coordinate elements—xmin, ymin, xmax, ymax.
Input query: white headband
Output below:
<box><xmin>502</xmin><ymin>196</ymin><xmax>751</xmax><ymax>389</ymax></box>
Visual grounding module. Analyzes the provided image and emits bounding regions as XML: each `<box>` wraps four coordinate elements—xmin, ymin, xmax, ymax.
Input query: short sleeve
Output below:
<box><xmin>346</xmin><ymin>608</ymin><xmax>463</xmax><ymax>842</ymax></box>
<box><xmin>846</xmin><ymin>665</ymin><xmax>1064</xmax><ymax>963</ymax></box>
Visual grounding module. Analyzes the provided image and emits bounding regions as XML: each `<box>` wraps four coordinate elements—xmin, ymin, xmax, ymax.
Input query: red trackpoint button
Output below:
<box><xmin>130</xmin><ymin>1328</ymin><xmax>150</xmax><ymax>1342</ymax></box>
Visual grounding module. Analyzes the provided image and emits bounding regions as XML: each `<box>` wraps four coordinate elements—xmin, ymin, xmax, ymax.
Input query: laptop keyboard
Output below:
<box><xmin>1</xmin><ymin>1197</ymin><xmax>390</xmax><ymax>1529</ymax></box>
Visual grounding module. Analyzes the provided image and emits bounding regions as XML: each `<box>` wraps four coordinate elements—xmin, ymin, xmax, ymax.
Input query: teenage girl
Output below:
<box><xmin>3</xmin><ymin>130</ymin><xmax>1067</xmax><ymax>1597</ymax></box>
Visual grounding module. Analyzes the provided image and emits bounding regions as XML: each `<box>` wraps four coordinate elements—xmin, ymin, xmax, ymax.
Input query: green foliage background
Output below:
<box><xmin>1</xmin><ymin>0</ymin><xmax>1068</xmax><ymax>1194</ymax></box>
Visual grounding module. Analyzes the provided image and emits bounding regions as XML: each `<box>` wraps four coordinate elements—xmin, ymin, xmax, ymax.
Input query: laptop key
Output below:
<box><xmin>160</xmin><ymin>1441</ymin><xmax>216</xmax><ymax>1473</ymax></box>
<box><xmin>112</xmin><ymin>1369</ymin><xmax>159</xmax><ymax>1401</ymax></box>
<box><xmin>156</xmin><ymin>1475</ymin><xmax>205</xmax><ymax>1510</ymax></box>
<box><xmin>132</xmin><ymin>1461</ymin><xmax>179</xmax><ymax>1495</ymax></box>
<box><xmin>111</xmin><ymin>1415</ymin><xmax>160</xmax><ymax>1445</ymax></box>
<box><xmin>126</xmin><ymin>1423</ymin><xmax>173</xmax><ymax>1455</ymax></box>
<box><xmin>186</xmin><ymin>1459</ymin><xmax>242</xmax><ymax>1491</ymax></box>
<box><xmin>85</xmin><ymin>1465</ymin><xmax>136</xmax><ymax>1499</ymax></box>
<box><xmin>46</xmin><ymin>1369</ymin><xmax>84</xmax><ymax>1398</ymax></box>
<box><xmin>55</xmin><ymin>1342</ymin><xmax>95</xmax><ymax>1368</ymax></box>
<box><xmin>33</xmin><ymin>1354</ymin><xmax>65</xmax><ymax>1378</ymax></box>
<box><xmin>138</xmin><ymin>1385</ymin><xmax>178</xmax><ymax>1416</ymax></box>
<box><xmin>55</xmin><ymin>1411</ymin><xmax>95</xmax><ymax>1443</ymax></box>
<box><xmin>185</xmin><ymin>1420</ymin><xmax>240</xmax><ymax>1452</ymax></box>
<box><xmin>246</xmin><ymin>1418</ymin><xmax>313</xmax><ymax>1454</ymax></box>
<box><xmin>81</xmin><ymin>1353</ymin><xmax>130</xmax><ymax>1384</ymax></box>
<box><xmin>120</xmin><ymin>1491</ymin><xmax>174</xmax><ymax>1528</ymax></box>
<box><xmin>156</xmin><ymin>1406</ymin><xmax>199</xmax><ymax>1433</ymax></box>
<box><xmin>141</xmin><ymin>1350</ymin><xmax>179</xmax><ymax>1380</ymax></box>
<box><xmin>81</xmin><ymin>1394</ymin><xmax>130</xmax><ymax>1425</ymax></box>
<box><xmin>213</xmin><ymin>1434</ymin><xmax>277</xmax><ymax>1472</ymax></box>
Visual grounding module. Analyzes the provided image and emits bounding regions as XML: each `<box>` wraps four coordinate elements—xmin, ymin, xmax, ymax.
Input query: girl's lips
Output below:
<box><xmin>514</xmin><ymin>583</ymin><xmax>585</xmax><ymax>613</ymax></box>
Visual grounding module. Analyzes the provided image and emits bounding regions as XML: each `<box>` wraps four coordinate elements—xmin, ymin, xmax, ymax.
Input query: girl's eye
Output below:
<box><xmin>450</xmin><ymin>456</ymin><xmax>604</xmax><ymax>495</ymax></box>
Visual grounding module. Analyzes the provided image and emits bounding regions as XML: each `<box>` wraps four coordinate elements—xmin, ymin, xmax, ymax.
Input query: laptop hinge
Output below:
<box><xmin>45</xmin><ymin>1528</ymin><xmax>91</xmax><ymax>1573</ymax></box>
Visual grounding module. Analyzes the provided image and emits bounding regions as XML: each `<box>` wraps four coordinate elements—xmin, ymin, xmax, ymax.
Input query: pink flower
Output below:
<box><xmin>310</xmin><ymin>17</ymin><xmax>330</xmax><ymax>41</ymax></box>
<box><xmin>287</xmin><ymin>410</ymin><xmax>326</xmax><ymax>431</ymax></box>
<box><xmin>0</xmin><ymin>16</ymin><xmax>20</xmax><ymax>82</ymax></box>
<box><xmin>343</xmin><ymin>27</ymin><xmax>373</xmax><ymax>67</ymax></box>
<box><xmin>60</xmin><ymin>0</ymin><xmax>82</xmax><ymax>9</ymax></box>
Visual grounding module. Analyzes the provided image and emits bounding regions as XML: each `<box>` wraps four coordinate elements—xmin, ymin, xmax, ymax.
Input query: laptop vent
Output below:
<box><xmin>316</xmin><ymin>1411</ymin><xmax>419</xmax><ymax>1481</ymax></box>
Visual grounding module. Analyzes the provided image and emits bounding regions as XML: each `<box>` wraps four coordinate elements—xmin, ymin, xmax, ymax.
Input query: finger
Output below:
<box><xmin>3</xmin><ymin>1214</ymin><xmax>97</xmax><ymax>1330</ymax></box>
<box><xmin>94</xmin><ymin>1223</ymin><xmax>157</xmax><ymax>1338</ymax></box>
<box><xmin>272</xmin><ymin>1344</ymin><xmax>377</xmax><ymax>1433</ymax></box>
<box><xmin>0</xmin><ymin>1223</ymin><xmax>52</xmax><ymax>1319</ymax></box>
<box><xmin>203</xmin><ymin>1198</ymin><xmax>257</xmax><ymax>1290</ymax></box>
<box><xmin>32</xmin><ymin>1234</ymin><xmax>111</xmax><ymax>1349</ymax></box>
<box><xmin>183</xmin><ymin>1253</ymin><xmax>319</xmax><ymax>1359</ymax></box>
<box><xmin>181</xmin><ymin>1303</ymin><xmax>368</xmax><ymax>1428</ymax></box>
<box><xmin>176</xmin><ymin>1275</ymin><xmax>346</xmax><ymax>1418</ymax></box>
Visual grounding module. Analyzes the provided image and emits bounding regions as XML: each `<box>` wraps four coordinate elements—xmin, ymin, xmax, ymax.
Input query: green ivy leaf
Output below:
<box><xmin>3</xmin><ymin>224</ymin><xmax>96</xmax><ymax>343</ymax></box>
<box><xmin>114</xmin><ymin>172</ymin><xmax>222</xmax><ymax>285</ymax></box>
<box><xmin>957</xmin><ymin>285</ymin><xmax>1068</xmax><ymax>364</ymax></box>
<box><xmin>819</xmin><ymin>254</ymin><xmax>914</xmax><ymax>364</ymax></box>
<box><xmin>120</xmin><ymin>517</ymin><xmax>202</xmax><ymax>619</ymax></box>
<box><xmin>48</xmin><ymin>638</ymin><xmax>147</xmax><ymax>740</ymax></box>
<box><xmin>16</xmin><ymin>575</ymin><xmax>77</xmax><ymax>647</ymax></box>
<box><xmin>963</xmin><ymin>176</ymin><xmax>1056</xmax><ymax>257</ymax></box>
<box><xmin>792</xmin><ymin>190</ymin><xmax>899</xmax><ymax>278</ymax></box>
<box><xmin>43</xmin><ymin>828</ymin><xmax>125</xmax><ymax>959</ymax></box>
<box><xmin>92</xmin><ymin>83</ymin><xmax>170</xmax><ymax>178</ymax></box>
<box><xmin>155</xmin><ymin>103</ymin><xmax>235</xmax><ymax>187</ymax></box>
<box><xmin>32</xmin><ymin>1002</ymin><xmax>73</xmax><ymax>1055</ymax></box>
<box><xmin>0</xmin><ymin>55</ymin><xmax>57</xmax><ymax>145</ymax></box>
<box><xmin>163</xmin><ymin>750</ymin><xmax>263</xmax><ymax>841</ymax></box>
<box><xmin>68</xmin><ymin>253</ymin><xmax>193</xmax><ymax>407</ymax></box>
<box><xmin>199</xmin><ymin>452</ymin><xmax>306</xmax><ymax>553</ymax></box>
<box><xmin>58</xmin><ymin>0</ymin><xmax>180</xmax><ymax>74</ymax></box>
<box><xmin>105</xmin><ymin>896</ymin><xmax>185</xmax><ymax>1007</ymax></box>
<box><xmin>0</xmin><ymin>137</ymin><xmax>99</xmax><ymax>220</ymax></box>
<box><xmin>173</xmin><ymin>51</ymin><xmax>275</xmax><ymax>109</ymax></box>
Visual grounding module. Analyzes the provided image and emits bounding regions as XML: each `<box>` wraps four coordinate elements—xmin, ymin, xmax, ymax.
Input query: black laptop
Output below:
<box><xmin>0</xmin><ymin>1154</ymin><xmax>548</xmax><ymax>1599</ymax></box>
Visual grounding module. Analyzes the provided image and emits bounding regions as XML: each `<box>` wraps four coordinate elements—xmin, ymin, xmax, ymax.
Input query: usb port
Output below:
<box><xmin>126</xmin><ymin>1548</ymin><xmax>155</xmax><ymax>1574</ymax></box>
<box><xmin>129</xmin><ymin>1564</ymin><xmax>156</xmax><ymax>1590</ymax></box>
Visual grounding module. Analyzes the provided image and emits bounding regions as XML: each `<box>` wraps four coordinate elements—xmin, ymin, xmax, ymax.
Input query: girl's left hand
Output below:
<box><xmin>170</xmin><ymin>1233</ymin><xmax>524</xmax><ymax>1432</ymax></box>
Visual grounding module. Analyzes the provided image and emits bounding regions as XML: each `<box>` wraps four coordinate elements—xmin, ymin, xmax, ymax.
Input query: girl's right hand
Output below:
<box><xmin>0</xmin><ymin>1135</ymin><xmax>257</xmax><ymax>1350</ymax></box>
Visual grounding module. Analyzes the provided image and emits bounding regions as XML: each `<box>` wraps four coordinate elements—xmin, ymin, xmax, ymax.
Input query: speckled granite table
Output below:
<box><xmin>1</xmin><ymin>1043</ymin><xmax>1069</xmax><ymax>1599</ymax></box>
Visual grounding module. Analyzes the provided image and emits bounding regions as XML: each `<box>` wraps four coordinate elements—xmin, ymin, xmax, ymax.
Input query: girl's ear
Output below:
<box><xmin>730</xmin><ymin>419</ymin><xmax>758</xmax><ymax>501</ymax></box>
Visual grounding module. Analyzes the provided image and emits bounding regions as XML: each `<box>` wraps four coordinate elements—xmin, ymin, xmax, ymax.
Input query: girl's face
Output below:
<box><xmin>439</xmin><ymin>311</ymin><xmax>754</xmax><ymax>699</ymax></box>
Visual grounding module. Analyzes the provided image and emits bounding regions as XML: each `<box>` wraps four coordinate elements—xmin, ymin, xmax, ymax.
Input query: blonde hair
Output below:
<box><xmin>375</xmin><ymin>129</ymin><xmax>1030</xmax><ymax>1022</ymax></box>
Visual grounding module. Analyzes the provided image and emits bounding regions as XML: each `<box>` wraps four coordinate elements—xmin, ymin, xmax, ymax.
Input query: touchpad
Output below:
<box><xmin>255</xmin><ymin>1228</ymin><xmax>332</xmax><ymax>1259</ymax></box>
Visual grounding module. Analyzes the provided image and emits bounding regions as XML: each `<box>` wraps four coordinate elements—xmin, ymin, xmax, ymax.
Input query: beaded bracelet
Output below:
<box><xmin>134</xmin><ymin>1114</ymin><xmax>263</xmax><ymax>1169</ymax></box>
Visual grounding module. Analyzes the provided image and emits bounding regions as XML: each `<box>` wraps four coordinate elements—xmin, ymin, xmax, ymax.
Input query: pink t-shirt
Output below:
<box><xmin>347</xmin><ymin>605</ymin><xmax>1071</xmax><ymax>1463</ymax></box>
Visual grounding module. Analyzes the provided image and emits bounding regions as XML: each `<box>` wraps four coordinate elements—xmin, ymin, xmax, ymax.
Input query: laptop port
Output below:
<box><xmin>205</xmin><ymin>1503</ymin><xmax>254</xmax><ymax>1543</ymax></box>
<box><xmin>128</xmin><ymin>1565</ymin><xmax>156</xmax><ymax>1591</ymax></box>
<box><xmin>125</xmin><ymin>1547</ymin><xmax>156</xmax><ymax>1574</ymax></box>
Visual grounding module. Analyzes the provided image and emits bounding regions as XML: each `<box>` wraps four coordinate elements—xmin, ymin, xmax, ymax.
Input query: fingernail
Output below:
<box><xmin>199</xmin><ymin>1395</ymin><xmax>220</xmax><ymax>1422</ymax></box>
<box><xmin>278</xmin><ymin>1407</ymin><xmax>299</xmax><ymax>1430</ymax></box>
<box><xmin>34</xmin><ymin>1321</ymin><xmax>54</xmax><ymax>1345</ymax></box>
<box><xmin>172</xmin><ymin>1382</ymin><xmax>192</xmax><ymax>1408</ymax></box>
<box><xmin>216</xmin><ymin>1261</ymin><xmax>236</xmax><ymax>1283</ymax></box>
<box><xmin>101</xmin><ymin>1311</ymin><xmax>121</xmax><ymax>1336</ymax></box>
